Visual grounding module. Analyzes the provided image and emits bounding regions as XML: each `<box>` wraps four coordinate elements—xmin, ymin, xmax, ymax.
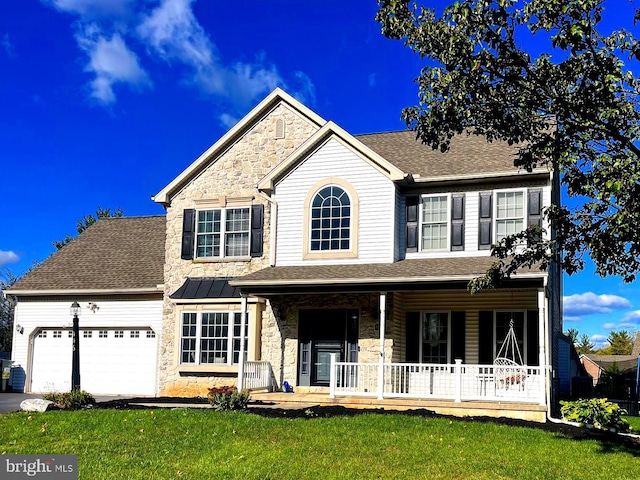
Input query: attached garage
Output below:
<box><xmin>30</xmin><ymin>327</ymin><xmax>159</xmax><ymax>395</ymax></box>
<box><xmin>6</xmin><ymin>216</ymin><xmax>166</xmax><ymax>396</ymax></box>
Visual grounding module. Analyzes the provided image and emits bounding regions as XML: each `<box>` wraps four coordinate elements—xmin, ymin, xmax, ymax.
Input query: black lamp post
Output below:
<box><xmin>70</xmin><ymin>301</ymin><xmax>81</xmax><ymax>391</ymax></box>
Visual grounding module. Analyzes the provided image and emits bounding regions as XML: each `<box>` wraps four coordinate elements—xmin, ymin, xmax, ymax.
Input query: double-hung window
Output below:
<box><xmin>180</xmin><ymin>311</ymin><xmax>249</xmax><ymax>366</ymax></box>
<box><xmin>495</xmin><ymin>191</ymin><xmax>524</xmax><ymax>242</ymax></box>
<box><xmin>421</xmin><ymin>195</ymin><xmax>448</xmax><ymax>251</ymax></box>
<box><xmin>196</xmin><ymin>207</ymin><xmax>250</xmax><ymax>258</ymax></box>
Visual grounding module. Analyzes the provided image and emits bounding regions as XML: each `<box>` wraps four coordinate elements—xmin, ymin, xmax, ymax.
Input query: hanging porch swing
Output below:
<box><xmin>494</xmin><ymin>319</ymin><xmax>527</xmax><ymax>387</ymax></box>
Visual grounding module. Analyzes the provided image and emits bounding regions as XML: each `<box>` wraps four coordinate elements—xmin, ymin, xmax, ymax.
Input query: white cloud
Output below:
<box><xmin>622</xmin><ymin>310</ymin><xmax>640</xmax><ymax>323</ymax></box>
<box><xmin>291</xmin><ymin>71</ymin><xmax>316</xmax><ymax>106</ymax></box>
<box><xmin>0</xmin><ymin>250</ymin><xmax>19</xmax><ymax>267</ymax></box>
<box><xmin>2</xmin><ymin>33</ymin><xmax>15</xmax><ymax>58</ymax></box>
<box><xmin>219</xmin><ymin>113</ymin><xmax>238</xmax><ymax>129</ymax></box>
<box><xmin>590</xmin><ymin>334</ymin><xmax>608</xmax><ymax>349</ymax></box>
<box><xmin>368</xmin><ymin>73</ymin><xmax>378</xmax><ymax>88</ymax></box>
<box><xmin>137</xmin><ymin>0</ymin><xmax>215</xmax><ymax>69</ymax></box>
<box><xmin>563</xmin><ymin>315</ymin><xmax>582</xmax><ymax>323</ymax></box>
<box><xmin>76</xmin><ymin>28</ymin><xmax>150</xmax><ymax>104</ymax></box>
<box><xmin>137</xmin><ymin>0</ymin><xmax>288</xmax><ymax>107</ymax></box>
<box><xmin>602</xmin><ymin>323</ymin><xmax>616</xmax><ymax>329</ymax></box>
<box><xmin>45</xmin><ymin>0</ymin><xmax>133</xmax><ymax>19</ymax></box>
<box><xmin>563</xmin><ymin>292</ymin><xmax>631</xmax><ymax>317</ymax></box>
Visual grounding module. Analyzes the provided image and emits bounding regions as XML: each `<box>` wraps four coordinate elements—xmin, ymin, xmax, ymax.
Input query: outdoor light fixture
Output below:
<box><xmin>70</xmin><ymin>301</ymin><xmax>81</xmax><ymax>391</ymax></box>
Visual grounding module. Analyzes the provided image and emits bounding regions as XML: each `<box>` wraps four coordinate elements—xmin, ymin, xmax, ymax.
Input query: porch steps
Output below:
<box><xmin>249</xmin><ymin>392</ymin><xmax>547</xmax><ymax>423</ymax></box>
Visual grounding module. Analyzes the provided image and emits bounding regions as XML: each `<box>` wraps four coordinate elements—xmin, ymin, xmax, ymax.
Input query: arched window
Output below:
<box><xmin>310</xmin><ymin>185</ymin><xmax>351</xmax><ymax>251</ymax></box>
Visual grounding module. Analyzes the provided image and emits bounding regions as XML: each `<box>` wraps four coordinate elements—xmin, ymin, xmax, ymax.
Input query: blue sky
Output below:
<box><xmin>0</xmin><ymin>0</ymin><xmax>637</xmax><ymax>347</ymax></box>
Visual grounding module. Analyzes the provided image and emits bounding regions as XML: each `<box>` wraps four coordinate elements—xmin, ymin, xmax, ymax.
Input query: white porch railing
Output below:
<box><xmin>242</xmin><ymin>361</ymin><xmax>274</xmax><ymax>391</ymax></box>
<box><xmin>329</xmin><ymin>356</ymin><xmax>545</xmax><ymax>404</ymax></box>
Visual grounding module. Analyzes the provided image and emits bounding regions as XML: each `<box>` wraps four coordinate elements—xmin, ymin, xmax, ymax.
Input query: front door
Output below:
<box><xmin>298</xmin><ymin>309</ymin><xmax>358</xmax><ymax>387</ymax></box>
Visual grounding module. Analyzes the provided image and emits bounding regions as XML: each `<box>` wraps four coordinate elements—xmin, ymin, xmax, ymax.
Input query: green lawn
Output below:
<box><xmin>1</xmin><ymin>407</ymin><xmax>638</xmax><ymax>480</ymax></box>
<box><xmin>625</xmin><ymin>414</ymin><xmax>640</xmax><ymax>432</ymax></box>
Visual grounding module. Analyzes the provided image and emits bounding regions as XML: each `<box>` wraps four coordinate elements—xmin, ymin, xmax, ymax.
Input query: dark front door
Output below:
<box><xmin>298</xmin><ymin>309</ymin><xmax>358</xmax><ymax>387</ymax></box>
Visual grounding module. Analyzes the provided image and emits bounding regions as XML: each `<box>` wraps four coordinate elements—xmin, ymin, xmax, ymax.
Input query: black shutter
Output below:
<box><xmin>527</xmin><ymin>189</ymin><xmax>542</xmax><ymax>246</ymax></box>
<box><xmin>451</xmin><ymin>311</ymin><xmax>466</xmax><ymax>362</ymax></box>
<box><xmin>250</xmin><ymin>204</ymin><xmax>264</xmax><ymax>257</ymax></box>
<box><xmin>478</xmin><ymin>192</ymin><xmax>492</xmax><ymax>249</ymax></box>
<box><xmin>478</xmin><ymin>310</ymin><xmax>494</xmax><ymax>364</ymax></box>
<box><xmin>451</xmin><ymin>194</ymin><xmax>465</xmax><ymax>251</ymax></box>
<box><xmin>406</xmin><ymin>195</ymin><xmax>419</xmax><ymax>253</ymax></box>
<box><xmin>181</xmin><ymin>209</ymin><xmax>196</xmax><ymax>260</ymax></box>
<box><xmin>527</xmin><ymin>310</ymin><xmax>539</xmax><ymax>366</ymax></box>
<box><xmin>405</xmin><ymin>312</ymin><xmax>420</xmax><ymax>362</ymax></box>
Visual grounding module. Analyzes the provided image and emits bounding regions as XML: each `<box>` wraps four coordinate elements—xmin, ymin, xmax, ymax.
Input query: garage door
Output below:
<box><xmin>30</xmin><ymin>328</ymin><xmax>158</xmax><ymax>395</ymax></box>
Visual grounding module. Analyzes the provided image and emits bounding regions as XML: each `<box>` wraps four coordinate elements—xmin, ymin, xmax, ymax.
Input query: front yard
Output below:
<box><xmin>1</xmin><ymin>406</ymin><xmax>638</xmax><ymax>479</ymax></box>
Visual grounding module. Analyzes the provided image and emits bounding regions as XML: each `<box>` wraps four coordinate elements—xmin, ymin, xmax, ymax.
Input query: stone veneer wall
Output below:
<box><xmin>159</xmin><ymin>103</ymin><xmax>320</xmax><ymax>396</ymax></box>
<box><xmin>263</xmin><ymin>293</ymin><xmax>397</xmax><ymax>389</ymax></box>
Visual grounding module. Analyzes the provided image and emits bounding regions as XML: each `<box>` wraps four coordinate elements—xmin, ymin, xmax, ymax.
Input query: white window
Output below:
<box><xmin>99</xmin><ymin>330</ymin><xmax>108</xmax><ymax>338</ymax></box>
<box><xmin>421</xmin><ymin>312</ymin><xmax>450</xmax><ymax>363</ymax></box>
<box><xmin>114</xmin><ymin>330</ymin><xmax>124</xmax><ymax>338</ymax></box>
<box><xmin>310</xmin><ymin>185</ymin><xmax>351</xmax><ymax>251</ymax></box>
<box><xmin>146</xmin><ymin>330</ymin><xmax>156</xmax><ymax>338</ymax></box>
<box><xmin>196</xmin><ymin>207</ymin><xmax>250</xmax><ymax>259</ymax></box>
<box><xmin>83</xmin><ymin>330</ymin><xmax>92</xmax><ymax>338</ymax></box>
<box><xmin>130</xmin><ymin>330</ymin><xmax>140</xmax><ymax>338</ymax></box>
<box><xmin>53</xmin><ymin>331</ymin><xmax>62</xmax><ymax>338</ymax></box>
<box><xmin>496</xmin><ymin>191</ymin><xmax>524</xmax><ymax>242</ymax></box>
<box><xmin>37</xmin><ymin>331</ymin><xmax>47</xmax><ymax>338</ymax></box>
<box><xmin>180</xmin><ymin>311</ymin><xmax>249</xmax><ymax>366</ymax></box>
<box><xmin>421</xmin><ymin>195</ymin><xmax>448</xmax><ymax>251</ymax></box>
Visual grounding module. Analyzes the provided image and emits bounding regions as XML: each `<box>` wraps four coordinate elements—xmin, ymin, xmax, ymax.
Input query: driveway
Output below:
<box><xmin>0</xmin><ymin>393</ymin><xmax>134</xmax><ymax>413</ymax></box>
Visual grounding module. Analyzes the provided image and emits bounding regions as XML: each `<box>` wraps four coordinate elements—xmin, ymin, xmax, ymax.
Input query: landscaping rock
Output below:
<box><xmin>20</xmin><ymin>398</ymin><xmax>55</xmax><ymax>412</ymax></box>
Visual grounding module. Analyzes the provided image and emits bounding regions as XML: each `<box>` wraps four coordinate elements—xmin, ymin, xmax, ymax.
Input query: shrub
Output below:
<box><xmin>42</xmin><ymin>390</ymin><xmax>96</xmax><ymax>410</ymax></box>
<box><xmin>560</xmin><ymin>398</ymin><xmax>631</xmax><ymax>433</ymax></box>
<box><xmin>207</xmin><ymin>386</ymin><xmax>250</xmax><ymax>411</ymax></box>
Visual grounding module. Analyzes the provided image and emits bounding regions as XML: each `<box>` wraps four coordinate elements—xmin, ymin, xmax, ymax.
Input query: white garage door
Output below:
<box><xmin>30</xmin><ymin>328</ymin><xmax>158</xmax><ymax>396</ymax></box>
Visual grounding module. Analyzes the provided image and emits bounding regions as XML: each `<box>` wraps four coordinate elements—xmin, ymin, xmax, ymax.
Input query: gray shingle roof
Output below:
<box><xmin>10</xmin><ymin>216</ymin><xmax>165</xmax><ymax>292</ymax></box>
<box><xmin>355</xmin><ymin>130</ymin><xmax>524</xmax><ymax>178</ymax></box>
<box><xmin>231</xmin><ymin>257</ymin><xmax>544</xmax><ymax>288</ymax></box>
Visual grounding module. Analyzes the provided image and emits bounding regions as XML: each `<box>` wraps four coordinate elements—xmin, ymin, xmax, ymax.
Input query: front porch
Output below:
<box><xmin>243</xmin><ymin>359</ymin><xmax>548</xmax><ymax>422</ymax></box>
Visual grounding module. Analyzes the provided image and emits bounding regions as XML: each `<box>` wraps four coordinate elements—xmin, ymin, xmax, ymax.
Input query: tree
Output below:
<box><xmin>575</xmin><ymin>333</ymin><xmax>595</xmax><ymax>355</ymax></box>
<box><xmin>597</xmin><ymin>330</ymin><xmax>634</xmax><ymax>355</ymax></box>
<box><xmin>0</xmin><ymin>270</ymin><xmax>18</xmax><ymax>352</ymax></box>
<box><xmin>565</xmin><ymin>328</ymin><xmax>579</xmax><ymax>344</ymax></box>
<box><xmin>376</xmin><ymin>0</ymin><xmax>640</xmax><ymax>291</ymax></box>
<box><xmin>53</xmin><ymin>207</ymin><xmax>123</xmax><ymax>250</ymax></box>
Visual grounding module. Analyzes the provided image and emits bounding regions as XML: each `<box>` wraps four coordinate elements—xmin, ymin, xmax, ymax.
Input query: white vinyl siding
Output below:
<box><xmin>275</xmin><ymin>138</ymin><xmax>396</xmax><ymax>265</ymax></box>
<box><xmin>10</xmin><ymin>298</ymin><xmax>162</xmax><ymax>394</ymax></box>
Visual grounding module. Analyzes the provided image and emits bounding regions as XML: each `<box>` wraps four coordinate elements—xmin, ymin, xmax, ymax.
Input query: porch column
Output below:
<box><xmin>537</xmin><ymin>288</ymin><xmax>547</xmax><ymax>406</ymax></box>
<box><xmin>377</xmin><ymin>292</ymin><xmax>386</xmax><ymax>400</ymax></box>
<box><xmin>237</xmin><ymin>295</ymin><xmax>248</xmax><ymax>390</ymax></box>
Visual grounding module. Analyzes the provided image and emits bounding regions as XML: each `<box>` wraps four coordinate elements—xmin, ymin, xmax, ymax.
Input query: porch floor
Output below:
<box><xmin>249</xmin><ymin>391</ymin><xmax>548</xmax><ymax>423</ymax></box>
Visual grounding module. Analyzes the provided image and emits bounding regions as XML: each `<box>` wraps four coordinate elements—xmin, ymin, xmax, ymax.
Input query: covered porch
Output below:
<box><xmin>230</xmin><ymin>258</ymin><xmax>552</xmax><ymax>422</ymax></box>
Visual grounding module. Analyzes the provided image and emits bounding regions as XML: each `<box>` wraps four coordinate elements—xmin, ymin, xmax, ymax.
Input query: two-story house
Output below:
<box><xmin>7</xmin><ymin>89</ymin><xmax>562</xmax><ymax>422</ymax></box>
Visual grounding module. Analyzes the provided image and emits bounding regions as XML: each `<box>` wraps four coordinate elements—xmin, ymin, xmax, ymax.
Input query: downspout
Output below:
<box><xmin>258</xmin><ymin>191</ymin><xmax>277</xmax><ymax>267</ymax></box>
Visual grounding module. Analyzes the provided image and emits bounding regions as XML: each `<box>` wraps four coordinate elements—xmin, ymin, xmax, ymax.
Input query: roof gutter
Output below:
<box><xmin>230</xmin><ymin>272</ymin><xmax>547</xmax><ymax>288</ymax></box>
<box><xmin>6</xmin><ymin>286</ymin><xmax>163</xmax><ymax>297</ymax></box>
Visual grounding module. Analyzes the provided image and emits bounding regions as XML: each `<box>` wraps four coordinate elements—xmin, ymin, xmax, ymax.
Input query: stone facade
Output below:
<box><xmin>158</xmin><ymin>102</ymin><xmax>320</xmax><ymax>396</ymax></box>
<box><xmin>264</xmin><ymin>293</ymin><xmax>397</xmax><ymax>390</ymax></box>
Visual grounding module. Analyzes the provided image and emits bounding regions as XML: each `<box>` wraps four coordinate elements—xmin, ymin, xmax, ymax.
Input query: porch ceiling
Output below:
<box><xmin>230</xmin><ymin>257</ymin><xmax>545</xmax><ymax>295</ymax></box>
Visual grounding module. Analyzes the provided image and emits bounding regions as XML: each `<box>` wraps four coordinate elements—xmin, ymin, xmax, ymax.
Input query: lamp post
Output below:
<box><xmin>70</xmin><ymin>301</ymin><xmax>81</xmax><ymax>391</ymax></box>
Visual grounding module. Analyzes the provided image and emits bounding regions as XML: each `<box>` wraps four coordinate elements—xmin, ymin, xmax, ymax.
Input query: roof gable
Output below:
<box><xmin>258</xmin><ymin>121</ymin><xmax>408</xmax><ymax>193</ymax></box>
<box><xmin>153</xmin><ymin>88</ymin><xmax>325</xmax><ymax>205</ymax></box>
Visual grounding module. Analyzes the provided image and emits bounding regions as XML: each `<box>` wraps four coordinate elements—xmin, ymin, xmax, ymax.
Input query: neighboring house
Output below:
<box><xmin>581</xmin><ymin>354</ymin><xmax>639</xmax><ymax>397</ymax></box>
<box><xmin>7</xmin><ymin>216</ymin><xmax>165</xmax><ymax>395</ymax></box>
<box><xmin>8</xmin><ymin>89</ymin><xmax>564</xmax><ymax>421</ymax></box>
